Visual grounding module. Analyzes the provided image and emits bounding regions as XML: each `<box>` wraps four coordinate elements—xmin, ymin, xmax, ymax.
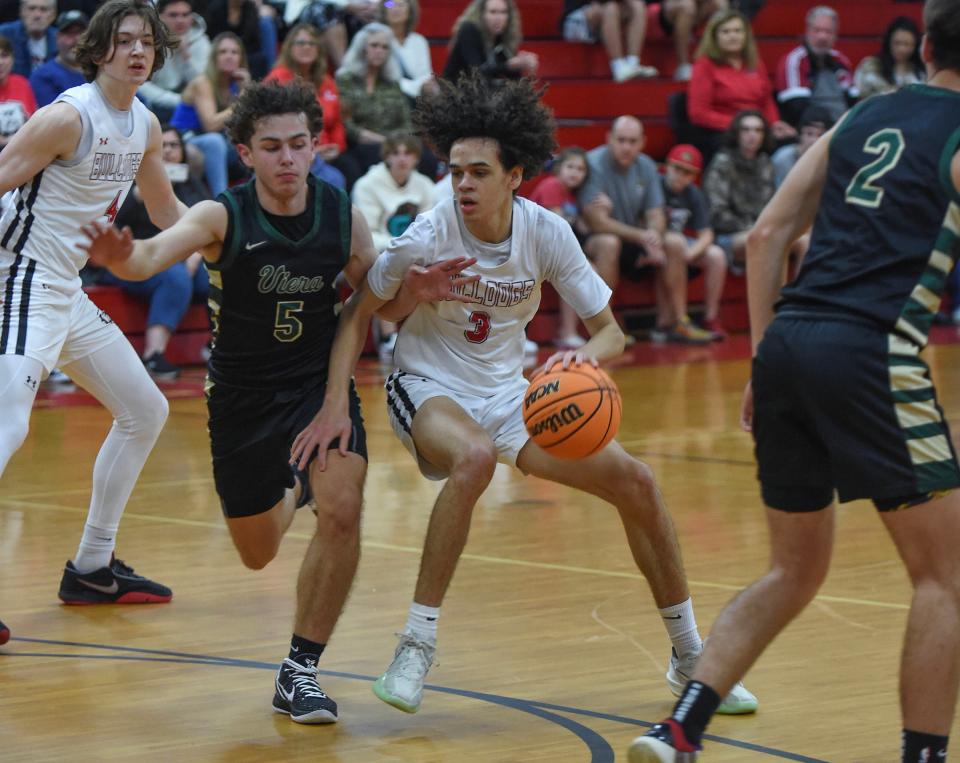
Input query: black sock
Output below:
<box><xmin>290</xmin><ymin>634</ymin><xmax>326</xmax><ymax>662</ymax></box>
<box><xmin>670</xmin><ymin>681</ymin><xmax>721</xmax><ymax>747</ymax></box>
<box><xmin>902</xmin><ymin>729</ymin><xmax>948</xmax><ymax>762</ymax></box>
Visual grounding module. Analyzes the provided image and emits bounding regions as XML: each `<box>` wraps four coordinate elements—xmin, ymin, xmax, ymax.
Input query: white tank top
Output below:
<box><xmin>0</xmin><ymin>82</ymin><xmax>151</xmax><ymax>290</ymax></box>
<box><xmin>367</xmin><ymin>196</ymin><xmax>611</xmax><ymax>395</ymax></box>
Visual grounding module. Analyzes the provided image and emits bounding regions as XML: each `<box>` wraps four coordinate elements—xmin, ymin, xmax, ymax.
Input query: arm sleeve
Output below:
<box><xmin>542</xmin><ymin>214</ymin><xmax>612</xmax><ymax>318</ymax></box>
<box><xmin>366</xmin><ymin>216</ymin><xmax>438</xmax><ymax>301</ymax></box>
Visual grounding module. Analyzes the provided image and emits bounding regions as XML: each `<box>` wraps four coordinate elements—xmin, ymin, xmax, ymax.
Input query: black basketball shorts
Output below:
<box><xmin>207</xmin><ymin>377</ymin><xmax>367</xmax><ymax>518</ymax></box>
<box><xmin>751</xmin><ymin>313</ymin><xmax>960</xmax><ymax>512</ymax></box>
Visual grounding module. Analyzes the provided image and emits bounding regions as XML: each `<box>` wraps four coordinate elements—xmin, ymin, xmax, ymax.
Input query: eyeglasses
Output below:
<box><xmin>292</xmin><ymin>39</ymin><xmax>318</xmax><ymax>47</ymax></box>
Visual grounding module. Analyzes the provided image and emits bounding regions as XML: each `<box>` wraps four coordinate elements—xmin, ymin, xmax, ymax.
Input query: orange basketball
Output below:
<box><xmin>522</xmin><ymin>363</ymin><xmax>622</xmax><ymax>459</ymax></box>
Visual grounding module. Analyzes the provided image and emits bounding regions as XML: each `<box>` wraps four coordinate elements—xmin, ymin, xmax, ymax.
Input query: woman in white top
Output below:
<box><xmin>378</xmin><ymin>0</ymin><xmax>435</xmax><ymax>100</ymax></box>
<box><xmin>854</xmin><ymin>16</ymin><xmax>925</xmax><ymax>100</ymax></box>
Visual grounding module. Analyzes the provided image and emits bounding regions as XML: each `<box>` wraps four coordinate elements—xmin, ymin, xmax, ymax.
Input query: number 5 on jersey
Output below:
<box><xmin>275</xmin><ymin>301</ymin><xmax>304</xmax><ymax>342</ymax></box>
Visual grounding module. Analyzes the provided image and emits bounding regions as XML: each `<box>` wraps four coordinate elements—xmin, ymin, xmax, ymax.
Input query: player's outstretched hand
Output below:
<box><xmin>79</xmin><ymin>219</ymin><xmax>134</xmax><ymax>269</ymax></box>
<box><xmin>532</xmin><ymin>351</ymin><xmax>598</xmax><ymax>379</ymax></box>
<box><xmin>290</xmin><ymin>402</ymin><xmax>352</xmax><ymax>472</ymax></box>
<box><xmin>403</xmin><ymin>256</ymin><xmax>480</xmax><ymax>304</ymax></box>
<box><xmin>740</xmin><ymin>378</ymin><xmax>754</xmax><ymax>432</ymax></box>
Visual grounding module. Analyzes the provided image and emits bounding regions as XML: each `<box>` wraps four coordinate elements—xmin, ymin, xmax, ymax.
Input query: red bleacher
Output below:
<box><xmin>86</xmin><ymin>0</ymin><xmax>913</xmax><ymax>353</ymax></box>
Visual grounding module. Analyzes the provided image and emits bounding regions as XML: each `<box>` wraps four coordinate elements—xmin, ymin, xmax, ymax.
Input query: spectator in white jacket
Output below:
<box><xmin>351</xmin><ymin>132</ymin><xmax>435</xmax><ymax>358</ymax></box>
<box><xmin>379</xmin><ymin>0</ymin><xmax>435</xmax><ymax>100</ymax></box>
<box><xmin>138</xmin><ymin>0</ymin><xmax>211</xmax><ymax>122</ymax></box>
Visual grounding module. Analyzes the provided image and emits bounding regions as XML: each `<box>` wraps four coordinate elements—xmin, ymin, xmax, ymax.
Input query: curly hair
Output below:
<box><xmin>74</xmin><ymin>0</ymin><xmax>177</xmax><ymax>83</ymax></box>
<box><xmin>225</xmin><ymin>80</ymin><xmax>324</xmax><ymax>147</ymax></box>
<box><xmin>413</xmin><ymin>72</ymin><xmax>555</xmax><ymax>179</ymax></box>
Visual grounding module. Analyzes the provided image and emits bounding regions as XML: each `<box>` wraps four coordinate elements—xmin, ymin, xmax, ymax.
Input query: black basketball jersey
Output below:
<box><xmin>778</xmin><ymin>84</ymin><xmax>960</xmax><ymax>347</ymax></box>
<box><xmin>206</xmin><ymin>175</ymin><xmax>351</xmax><ymax>389</ymax></box>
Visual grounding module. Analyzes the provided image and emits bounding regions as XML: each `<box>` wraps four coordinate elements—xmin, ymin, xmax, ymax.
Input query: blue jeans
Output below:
<box><xmin>187</xmin><ymin>132</ymin><xmax>229</xmax><ymax>196</ymax></box>
<box><xmin>99</xmin><ymin>262</ymin><xmax>207</xmax><ymax>332</ymax></box>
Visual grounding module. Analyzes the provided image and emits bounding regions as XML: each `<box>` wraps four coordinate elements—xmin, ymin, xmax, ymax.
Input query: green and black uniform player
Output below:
<box><xmin>206</xmin><ymin>175</ymin><xmax>366</xmax><ymax>519</ymax></box>
<box><xmin>630</xmin><ymin>2</ymin><xmax>960</xmax><ymax>761</ymax></box>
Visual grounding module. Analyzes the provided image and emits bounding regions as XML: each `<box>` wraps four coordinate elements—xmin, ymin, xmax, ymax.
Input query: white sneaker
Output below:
<box><xmin>665</xmin><ymin>647</ymin><xmax>758</xmax><ymax>715</ymax></box>
<box><xmin>673</xmin><ymin>63</ymin><xmax>693</xmax><ymax>82</ymax></box>
<box><xmin>372</xmin><ymin>632</ymin><xmax>435</xmax><ymax>713</ymax></box>
<box><xmin>378</xmin><ymin>332</ymin><xmax>398</xmax><ymax>362</ymax></box>
<box><xmin>556</xmin><ymin>333</ymin><xmax>586</xmax><ymax>349</ymax></box>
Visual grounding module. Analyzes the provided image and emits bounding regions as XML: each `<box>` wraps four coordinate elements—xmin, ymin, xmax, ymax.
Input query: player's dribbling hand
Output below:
<box><xmin>290</xmin><ymin>402</ymin><xmax>352</xmax><ymax>472</ymax></box>
<box><xmin>403</xmin><ymin>256</ymin><xmax>480</xmax><ymax>303</ymax></box>
<box><xmin>79</xmin><ymin>219</ymin><xmax>134</xmax><ymax>268</ymax></box>
<box><xmin>740</xmin><ymin>378</ymin><xmax>754</xmax><ymax>432</ymax></box>
<box><xmin>532</xmin><ymin>351</ymin><xmax>598</xmax><ymax>379</ymax></box>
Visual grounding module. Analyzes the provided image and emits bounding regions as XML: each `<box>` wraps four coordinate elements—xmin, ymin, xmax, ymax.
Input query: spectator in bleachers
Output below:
<box><xmin>0</xmin><ymin>0</ymin><xmax>54</xmax><ymax>77</ymax></box>
<box><xmin>288</xmin><ymin>0</ymin><xmax>376</xmax><ymax>71</ymax></box>
<box><xmin>530</xmin><ymin>146</ymin><xmax>595</xmax><ymax>348</ymax></box>
<box><xmin>657</xmin><ymin>0</ymin><xmax>727</xmax><ymax>81</ymax></box>
<box><xmin>442</xmin><ymin>0</ymin><xmax>538</xmax><ymax>84</ymax></box>
<box><xmin>379</xmin><ymin>0</ymin><xmax>435</xmax><ymax>100</ymax></box>
<box><xmin>774</xmin><ymin>5</ymin><xmax>856</xmax><ymax>128</ymax></box>
<box><xmin>0</xmin><ymin>32</ymin><xmax>35</xmax><ymax>150</ymax></box>
<box><xmin>661</xmin><ymin>143</ymin><xmax>727</xmax><ymax>339</ymax></box>
<box><xmin>93</xmin><ymin>126</ymin><xmax>211</xmax><ymax>380</ymax></box>
<box><xmin>171</xmin><ymin>31</ymin><xmax>252</xmax><ymax>195</ymax></box>
<box><xmin>351</xmin><ymin>132</ymin><xmax>434</xmax><ymax>359</ymax></box>
<box><xmin>138</xmin><ymin>0</ymin><xmax>211</xmax><ymax>123</ymax></box>
<box><xmin>559</xmin><ymin>1</ymin><xmax>657</xmax><ymax>82</ymax></box>
<box><xmin>687</xmin><ymin>9</ymin><xmax>794</xmax><ymax>161</ymax></box>
<box><xmin>28</xmin><ymin>9</ymin><xmax>85</xmax><ymax>107</ymax></box>
<box><xmin>265</xmin><ymin>22</ymin><xmax>360</xmax><ymax>189</ymax></box>
<box><xmin>205</xmin><ymin>0</ymin><xmax>269</xmax><ymax>79</ymax></box>
<box><xmin>579</xmin><ymin>116</ymin><xmax>713</xmax><ymax>343</ymax></box>
<box><xmin>770</xmin><ymin>104</ymin><xmax>831</xmax><ymax>186</ymax></box>
<box><xmin>854</xmin><ymin>16</ymin><xmax>925</xmax><ymax>101</ymax></box>
<box><xmin>336</xmin><ymin>22</ymin><xmax>416</xmax><ymax>177</ymax></box>
<box><xmin>703</xmin><ymin>109</ymin><xmax>805</xmax><ymax>271</ymax></box>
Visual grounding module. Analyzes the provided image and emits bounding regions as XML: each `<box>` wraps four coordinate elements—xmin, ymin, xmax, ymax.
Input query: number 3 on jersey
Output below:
<box><xmin>845</xmin><ymin>128</ymin><xmax>905</xmax><ymax>208</ymax></box>
<box><xmin>465</xmin><ymin>310</ymin><xmax>490</xmax><ymax>343</ymax></box>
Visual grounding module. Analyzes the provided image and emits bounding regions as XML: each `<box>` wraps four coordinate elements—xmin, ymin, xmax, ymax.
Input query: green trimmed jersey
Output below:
<box><xmin>206</xmin><ymin>175</ymin><xmax>352</xmax><ymax>389</ymax></box>
<box><xmin>778</xmin><ymin>84</ymin><xmax>960</xmax><ymax>348</ymax></box>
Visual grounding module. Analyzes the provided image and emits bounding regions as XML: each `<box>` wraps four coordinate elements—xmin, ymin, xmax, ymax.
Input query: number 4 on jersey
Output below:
<box><xmin>103</xmin><ymin>190</ymin><xmax>122</xmax><ymax>223</ymax></box>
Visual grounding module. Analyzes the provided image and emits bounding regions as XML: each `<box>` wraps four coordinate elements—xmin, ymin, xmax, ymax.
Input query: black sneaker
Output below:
<box><xmin>0</xmin><ymin>618</ymin><xmax>9</xmax><ymax>645</ymax></box>
<box><xmin>143</xmin><ymin>352</ymin><xmax>180</xmax><ymax>380</ymax></box>
<box><xmin>58</xmin><ymin>557</ymin><xmax>173</xmax><ymax>605</ymax></box>
<box><xmin>292</xmin><ymin>463</ymin><xmax>314</xmax><ymax>510</ymax></box>
<box><xmin>627</xmin><ymin>720</ymin><xmax>700</xmax><ymax>762</ymax></box>
<box><xmin>272</xmin><ymin>654</ymin><xmax>338</xmax><ymax>723</ymax></box>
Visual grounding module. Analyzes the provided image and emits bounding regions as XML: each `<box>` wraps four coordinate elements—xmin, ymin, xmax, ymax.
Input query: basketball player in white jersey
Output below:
<box><xmin>292</xmin><ymin>73</ymin><xmax>758</xmax><ymax>716</ymax></box>
<box><xmin>0</xmin><ymin>0</ymin><xmax>186</xmax><ymax>643</ymax></box>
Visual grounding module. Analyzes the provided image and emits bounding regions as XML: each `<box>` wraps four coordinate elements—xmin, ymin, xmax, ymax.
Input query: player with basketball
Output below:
<box><xmin>629</xmin><ymin>0</ymin><xmax>960</xmax><ymax>760</ymax></box>
<box><xmin>292</xmin><ymin>72</ymin><xmax>757</xmax><ymax>716</ymax></box>
<box><xmin>0</xmin><ymin>0</ymin><xmax>184</xmax><ymax>643</ymax></box>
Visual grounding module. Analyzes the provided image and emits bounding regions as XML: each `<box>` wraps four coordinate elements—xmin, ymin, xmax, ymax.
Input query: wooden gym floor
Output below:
<box><xmin>4</xmin><ymin>331</ymin><xmax>960</xmax><ymax>762</ymax></box>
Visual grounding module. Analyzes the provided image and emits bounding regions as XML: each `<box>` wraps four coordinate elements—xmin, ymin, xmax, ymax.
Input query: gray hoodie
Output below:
<box><xmin>138</xmin><ymin>14</ymin><xmax>212</xmax><ymax>111</ymax></box>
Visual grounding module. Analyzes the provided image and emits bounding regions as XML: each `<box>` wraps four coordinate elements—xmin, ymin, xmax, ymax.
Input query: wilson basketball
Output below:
<box><xmin>522</xmin><ymin>363</ymin><xmax>622</xmax><ymax>459</ymax></box>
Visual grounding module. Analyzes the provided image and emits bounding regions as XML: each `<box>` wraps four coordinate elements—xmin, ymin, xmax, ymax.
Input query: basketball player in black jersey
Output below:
<box><xmin>630</xmin><ymin>1</ymin><xmax>960</xmax><ymax>761</ymax></box>
<box><xmin>80</xmin><ymin>80</ymin><xmax>476</xmax><ymax>723</ymax></box>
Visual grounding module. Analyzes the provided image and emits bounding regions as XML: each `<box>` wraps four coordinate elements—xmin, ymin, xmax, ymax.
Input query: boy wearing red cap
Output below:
<box><xmin>661</xmin><ymin>144</ymin><xmax>727</xmax><ymax>339</ymax></box>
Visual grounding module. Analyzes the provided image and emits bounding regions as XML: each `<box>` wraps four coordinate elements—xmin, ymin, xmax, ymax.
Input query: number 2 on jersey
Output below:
<box><xmin>845</xmin><ymin>128</ymin><xmax>905</xmax><ymax>208</ymax></box>
<box><xmin>465</xmin><ymin>310</ymin><xmax>490</xmax><ymax>343</ymax></box>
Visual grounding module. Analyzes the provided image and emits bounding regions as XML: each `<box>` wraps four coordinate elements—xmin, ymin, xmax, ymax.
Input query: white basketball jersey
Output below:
<box><xmin>367</xmin><ymin>196</ymin><xmax>611</xmax><ymax>395</ymax></box>
<box><xmin>0</xmin><ymin>83</ymin><xmax>151</xmax><ymax>289</ymax></box>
